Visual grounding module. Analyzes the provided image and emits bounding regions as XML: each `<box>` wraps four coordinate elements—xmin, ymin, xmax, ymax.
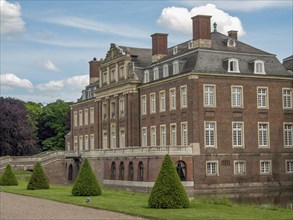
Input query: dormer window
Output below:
<box><xmin>173</xmin><ymin>61</ymin><xmax>179</xmax><ymax>75</ymax></box>
<box><xmin>188</xmin><ymin>41</ymin><xmax>193</xmax><ymax>49</ymax></box>
<box><xmin>163</xmin><ymin>64</ymin><xmax>169</xmax><ymax>77</ymax></box>
<box><xmin>254</xmin><ymin>60</ymin><xmax>265</xmax><ymax>74</ymax></box>
<box><xmin>227</xmin><ymin>58</ymin><xmax>240</xmax><ymax>73</ymax></box>
<box><xmin>144</xmin><ymin>70</ymin><xmax>149</xmax><ymax>83</ymax></box>
<box><xmin>227</xmin><ymin>38</ymin><xmax>236</xmax><ymax>47</ymax></box>
<box><xmin>153</xmin><ymin>67</ymin><xmax>159</xmax><ymax>80</ymax></box>
<box><xmin>173</xmin><ymin>46</ymin><xmax>178</xmax><ymax>55</ymax></box>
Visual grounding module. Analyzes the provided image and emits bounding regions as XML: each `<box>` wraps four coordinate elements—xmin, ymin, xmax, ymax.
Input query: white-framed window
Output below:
<box><xmin>205</xmin><ymin>121</ymin><xmax>217</xmax><ymax>147</ymax></box>
<box><xmin>285</xmin><ymin>160</ymin><xmax>293</xmax><ymax>173</ymax></box>
<box><xmin>103</xmin><ymin>130</ymin><xmax>108</xmax><ymax>149</ymax></box>
<box><xmin>232</xmin><ymin>122</ymin><xmax>244</xmax><ymax>148</ymax></box>
<box><xmin>141</xmin><ymin>95</ymin><xmax>147</xmax><ymax>115</ymax></box>
<box><xmin>181</xmin><ymin>122</ymin><xmax>188</xmax><ymax>146</ymax></box>
<box><xmin>169</xmin><ymin>88</ymin><xmax>176</xmax><ymax>110</ymax></box>
<box><xmin>204</xmin><ymin>84</ymin><xmax>216</xmax><ymax>107</ymax></box>
<box><xmin>79</xmin><ymin>110</ymin><xmax>83</xmax><ymax>127</ymax></box>
<box><xmin>173</xmin><ymin>61</ymin><xmax>179</xmax><ymax>75</ymax></box>
<box><xmin>110</xmin><ymin>124</ymin><xmax>116</xmax><ymax>148</ymax></box>
<box><xmin>84</xmin><ymin>109</ymin><xmax>88</xmax><ymax>126</ymax></box>
<box><xmin>180</xmin><ymin>85</ymin><xmax>187</xmax><ymax>108</ymax></box>
<box><xmin>111</xmin><ymin>68</ymin><xmax>116</xmax><ymax>82</ymax></box>
<box><xmin>163</xmin><ymin>64</ymin><xmax>169</xmax><ymax>77</ymax></box>
<box><xmin>119</xmin><ymin>98</ymin><xmax>125</xmax><ymax>118</ymax></box>
<box><xmin>103</xmin><ymin>71</ymin><xmax>108</xmax><ymax>84</ymax></box>
<box><xmin>74</xmin><ymin>136</ymin><xmax>78</xmax><ymax>151</ymax></box>
<box><xmin>257</xmin><ymin>87</ymin><xmax>269</xmax><ymax>109</ymax></box>
<box><xmin>254</xmin><ymin>60</ymin><xmax>265</xmax><ymax>74</ymax></box>
<box><xmin>153</xmin><ymin>67</ymin><xmax>159</xmax><ymax>80</ymax></box>
<box><xmin>150</xmin><ymin>126</ymin><xmax>156</xmax><ymax>146</ymax></box>
<box><xmin>90</xmin><ymin>134</ymin><xmax>94</xmax><ymax>150</ymax></box>
<box><xmin>188</xmin><ymin>40</ymin><xmax>193</xmax><ymax>49</ymax></box>
<box><xmin>206</xmin><ymin>161</ymin><xmax>218</xmax><ymax>176</ymax></box>
<box><xmin>150</xmin><ymin>93</ymin><xmax>156</xmax><ymax>114</ymax></box>
<box><xmin>260</xmin><ymin>160</ymin><xmax>272</xmax><ymax>175</ymax></box>
<box><xmin>170</xmin><ymin>123</ymin><xmax>177</xmax><ymax>146</ymax></box>
<box><xmin>283</xmin><ymin>88</ymin><xmax>292</xmax><ymax>109</ymax></box>
<box><xmin>73</xmin><ymin>111</ymin><xmax>77</xmax><ymax>127</ymax></box>
<box><xmin>234</xmin><ymin>160</ymin><xmax>246</xmax><ymax>175</ymax></box>
<box><xmin>102</xmin><ymin>102</ymin><xmax>108</xmax><ymax>120</ymax></box>
<box><xmin>119</xmin><ymin>129</ymin><xmax>125</xmax><ymax>148</ymax></box>
<box><xmin>284</xmin><ymin>123</ymin><xmax>293</xmax><ymax>147</ymax></box>
<box><xmin>90</xmin><ymin>107</ymin><xmax>94</xmax><ymax>124</ymax></box>
<box><xmin>142</xmin><ymin>127</ymin><xmax>147</xmax><ymax>147</ymax></box>
<box><xmin>231</xmin><ymin>86</ymin><xmax>243</xmax><ymax>108</ymax></box>
<box><xmin>119</xmin><ymin>65</ymin><xmax>125</xmax><ymax>79</ymax></box>
<box><xmin>160</xmin><ymin>125</ymin><xmax>166</xmax><ymax>146</ymax></box>
<box><xmin>228</xmin><ymin>58</ymin><xmax>240</xmax><ymax>73</ymax></box>
<box><xmin>110</xmin><ymin>101</ymin><xmax>116</xmax><ymax>119</ymax></box>
<box><xmin>159</xmin><ymin>91</ymin><xmax>166</xmax><ymax>112</ymax></box>
<box><xmin>79</xmin><ymin>135</ymin><xmax>83</xmax><ymax>151</ymax></box>
<box><xmin>144</xmin><ymin>70</ymin><xmax>149</xmax><ymax>83</ymax></box>
<box><xmin>258</xmin><ymin>122</ymin><xmax>270</xmax><ymax>148</ymax></box>
<box><xmin>84</xmin><ymin>135</ymin><xmax>89</xmax><ymax>151</ymax></box>
<box><xmin>173</xmin><ymin>46</ymin><xmax>178</xmax><ymax>55</ymax></box>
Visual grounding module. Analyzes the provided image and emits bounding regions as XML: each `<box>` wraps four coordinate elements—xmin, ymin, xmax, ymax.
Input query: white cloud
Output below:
<box><xmin>36</xmin><ymin>75</ymin><xmax>88</xmax><ymax>92</ymax></box>
<box><xmin>178</xmin><ymin>0</ymin><xmax>291</xmax><ymax>11</ymax></box>
<box><xmin>42</xmin><ymin>60</ymin><xmax>59</xmax><ymax>72</ymax></box>
<box><xmin>0</xmin><ymin>0</ymin><xmax>25</xmax><ymax>35</ymax></box>
<box><xmin>0</xmin><ymin>73</ymin><xmax>33</xmax><ymax>89</ymax></box>
<box><xmin>157</xmin><ymin>4</ymin><xmax>245</xmax><ymax>37</ymax></box>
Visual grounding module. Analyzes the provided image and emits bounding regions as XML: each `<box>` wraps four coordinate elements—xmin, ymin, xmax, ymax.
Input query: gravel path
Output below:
<box><xmin>0</xmin><ymin>192</ymin><xmax>149</xmax><ymax>220</ymax></box>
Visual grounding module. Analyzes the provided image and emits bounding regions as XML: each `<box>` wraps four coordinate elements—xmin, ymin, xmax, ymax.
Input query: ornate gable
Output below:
<box><xmin>104</xmin><ymin>43</ymin><xmax>125</xmax><ymax>62</ymax></box>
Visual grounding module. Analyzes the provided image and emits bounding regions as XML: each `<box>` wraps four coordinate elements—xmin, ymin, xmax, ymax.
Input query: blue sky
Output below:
<box><xmin>1</xmin><ymin>0</ymin><xmax>292</xmax><ymax>104</ymax></box>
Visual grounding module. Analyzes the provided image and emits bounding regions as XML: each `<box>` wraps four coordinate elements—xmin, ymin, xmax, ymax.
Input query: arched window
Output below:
<box><xmin>68</xmin><ymin>164</ymin><xmax>73</xmax><ymax>181</ymax></box>
<box><xmin>144</xmin><ymin>70</ymin><xmax>149</xmax><ymax>83</ymax></box>
<box><xmin>111</xmin><ymin>162</ymin><xmax>116</xmax><ymax>180</ymax></box>
<box><xmin>254</xmin><ymin>60</ymin><xmax>265</xmax><ymax>74</ymax></box>
<box><xmin>176</xmin><ymin>160</ymin><xmax>187</xmax><ymax>181</ymax></box>
<box><xmin>225</xmin><ymin>58</ymin><xmax>240</xmax><ymax>73</ymax></box>
<box><xmin>119</xmin><ymin>162</ymin><xmax>124</xmax><ymax>180</ymax></box>
<box><xmin>153</xmin><ymin>67</ymin><xmax>159</xmax><ymax>80</ymax></box>
<box><xmin>138</xmin><ymin>161</ymin><xmax>144</xmax><ymax>181</ymax></box>
<box><xmin>128</xmin><ymin>161</ymin><xmax>134</xmax><ymax>181</ymax></box>
<box><xmin>163</xmin><ymin>64</ymin><xmax>169</xmax><ymax>77</ymax></box>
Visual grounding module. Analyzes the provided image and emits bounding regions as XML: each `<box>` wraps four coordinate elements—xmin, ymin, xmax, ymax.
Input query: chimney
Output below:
<box><xmin>151</xmin><ymin>33</ymin><xmax>168</xmax><ymax>62</ymax></box>
<box><xmin>191</xmin><ymin>15</ymin><xmax>212</xmax><ymax>48</ymax></box>
<box><xmin>89</xmin><ymin>57</ymin><xmax>101</xmax><ymax>84</ymax></box>
<box><xmin>228</xmin><ymin>30</ymin><xmax>238</xmax><ymax>40</ymax></box>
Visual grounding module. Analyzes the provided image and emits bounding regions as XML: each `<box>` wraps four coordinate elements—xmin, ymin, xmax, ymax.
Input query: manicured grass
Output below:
<box><xmin>1</xmin><ymin>180</ymin><xmax>292</xmax><ymax>220</ymax></box>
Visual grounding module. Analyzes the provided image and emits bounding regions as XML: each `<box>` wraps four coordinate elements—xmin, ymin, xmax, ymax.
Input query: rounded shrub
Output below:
<box><xmin>1</xmin><ymin>164</ymin><xmax>18</xmax><ymax>186</ymax></box>
<box><xmin>148</xmin><ymin>154</ymin><xmax>190</xmax><ymax>209</ymax></box>
<box><xmin>27</xmin><ymin>162</ymin><xmax>49</xmax><ymax>190</ymax></box>
<box><xmin>71</xmin><ymin>158</ymin><xmax>102</xmax><ymax>196</ymax></box>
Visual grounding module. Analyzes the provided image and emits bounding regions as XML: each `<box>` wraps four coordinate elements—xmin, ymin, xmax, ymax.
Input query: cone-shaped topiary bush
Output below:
<box><xmin>148</xmin><ymin>154</ymin><xmax>190</xmax><ymax>209</ymax></box>
<box><xmin>72</xmin><ymin>158</ymin><xmax>102</xmax><ymax>196</ymax></box>
<box><xmin>27</xmin><ymin>162</ymin><xmax>49</xmax><ymax>190</ymax></box>
<box><xmin>1</xmin><ymin>164</ymin><xmax>18</xmax><ymax>186</ymax></box>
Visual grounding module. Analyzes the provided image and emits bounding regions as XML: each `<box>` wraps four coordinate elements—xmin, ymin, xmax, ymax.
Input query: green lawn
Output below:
<box><xmin>1</xmin><ymin>180</ymin><xmax>292</xmax><ymax>220</ymax></box>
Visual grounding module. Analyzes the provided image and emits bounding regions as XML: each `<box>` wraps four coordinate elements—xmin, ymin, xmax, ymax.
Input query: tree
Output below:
<box><xmin>1</xmin><ymin>164</ymin><xmax>18</xmax><ymax>186</ymax></box>
<box><xmin>148</xmin><ymin>155</ymin><xmax>190</xmax><ymax>209</ymax></box>
<box><xmin>0</xmin><ymin>97</ymin><xmax>39</xmax><ymax>156</ymax></box>
<box><xmin>72</xmin><ymin>158</ymin><xmax>102</xmax><ymax>196</ymax></box>
<box><xmin>37</xmin><ymin>100</ymin><xmax>71</xmax><ymax>151</ymax></box>
<box><xmin>27</xmin><ymin>162</ymin><xmax>49</xmax><ymax>190</ymax></box>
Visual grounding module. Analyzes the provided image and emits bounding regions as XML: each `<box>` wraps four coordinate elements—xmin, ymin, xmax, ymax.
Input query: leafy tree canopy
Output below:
<box><xmin>0</xmin><ymin>97</ymin><xmax>39</xmax><ymax>156</ymax></box>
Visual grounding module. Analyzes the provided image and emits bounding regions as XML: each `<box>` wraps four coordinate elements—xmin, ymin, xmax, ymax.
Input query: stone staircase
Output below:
<box><xmin>0</xmin><ymin>151</ymin><xmax>65</xmax><ymax>171</ymax></box>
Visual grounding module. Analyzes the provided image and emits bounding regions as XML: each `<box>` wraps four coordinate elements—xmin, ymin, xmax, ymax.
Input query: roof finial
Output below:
<box><xmin>213</xmin><ymin>22</ymin><xmax>217</xmax><ymax>32</ymax></box>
